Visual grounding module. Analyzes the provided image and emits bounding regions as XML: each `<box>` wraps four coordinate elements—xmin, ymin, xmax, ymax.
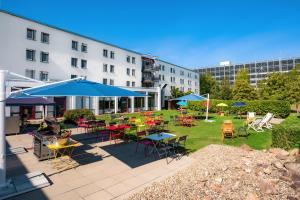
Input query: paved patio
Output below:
<box><xmin>5</xmin><ymin>131</ymin><xmax>193</xmax><ymax>200</ymax></box>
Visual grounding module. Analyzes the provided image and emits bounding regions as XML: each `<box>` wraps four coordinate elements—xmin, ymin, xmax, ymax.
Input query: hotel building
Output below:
<box><xmin>0</xmin><ymin>10</ymin><xmax>199</xmax><ymax>118</ymax></box>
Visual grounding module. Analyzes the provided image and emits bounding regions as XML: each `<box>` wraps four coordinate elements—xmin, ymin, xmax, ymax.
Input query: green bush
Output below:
<box><xmin>63</xmin><ymin>109</ymin><xmax>95</xmax><ymax>124</ymax></box>
<box><xmin>188</xmin><ymin>99</ymin><xmax>290</xmax><ymax>118</ymax></box>
<box><xmin>272</xmin><ymin>125</ymin><xmax>300</xmax><ymax>150</ymax></box>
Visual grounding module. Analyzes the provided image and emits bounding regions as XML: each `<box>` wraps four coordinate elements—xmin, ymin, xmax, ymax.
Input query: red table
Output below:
<box><xmin>106</xmin><ymin>125</ymin><xmax>131</xmax><ymax>144</ymax></box>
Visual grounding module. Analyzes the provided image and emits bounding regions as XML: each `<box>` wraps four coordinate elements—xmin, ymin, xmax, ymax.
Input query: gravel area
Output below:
<box><xmin>128</xmin><ymin>144</ymin><xmax>299</xmax><ymax>200</ymax></box>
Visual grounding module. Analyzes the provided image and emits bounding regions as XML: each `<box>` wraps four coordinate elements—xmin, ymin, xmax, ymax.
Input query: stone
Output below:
<box><xmin>240</xmin><ymin>144</ymin><xmax>252</xmax><ymax>151</ymax></box>
<box><xmin>263</xmin><ymin>167</ymin><xmax>272</xmax><ymax>175</ymax></box>
<box><xmin>290</xmin><ymin>181</ymin><xmax>300</xmax><ymax>190</ymax></box>
<box><xmin>202</xmin><ymin>196</ymin><xmax>213</xmax><ymax>200</ymax></box>
<box><xmin>258</xmin><ymin>179</ymin><xmax>278</xmax><ymax>194</ymax></box>
<box><xmin>287</xmin><ymin>196</ymin><xmax>298</xmax><ymax>200</ymax></box>
<box><xmin>284</xmin><ymin>162</ymin><xmax>300</xmax><ymax>176</ymax></box>
<box><xmin>210</xmin><ymin>184</ymin><xmax>222</xmax><ymax>193</ymax></box>
<box><xmin>245</xmin><ymin>168</ymin><xmax>252</xmax><ymax>173</ymax></box>
<box><xmin>214</xmin><ymin>177</ymin><xmax>223</xmax><ymax>184</ymax></box>
<box><xmin>269</xmin><ymin>148</ymin><xmax>289</xmax><ymax>159</ymax></box>
<box><xmin>232</xmin><ymin>181</ymin><xmax>240</xmax><ymax>190</ymax></box>
<box><xmin>273</xmin><ymin>161</ymin><xmax>284</xmax><ymax>169</ymax></box>
<box><xmin>289</xmin><ymin>148</ymin><xmax>299</xmax><ymax>157</ymax></box>
<box><xmin>245</xmin><ymin>192</ymin><xmax>260</xmax><ymax>200</ymax></box>
<box><xmin>222</xmin><ymin>166</ymin><xmax>228</xmax><ymax>172</ymax></box>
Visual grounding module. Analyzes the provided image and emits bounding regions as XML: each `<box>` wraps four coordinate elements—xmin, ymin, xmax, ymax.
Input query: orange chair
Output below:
<box><xmin>221</xmin><ymin>120</ymin><xmax>234</xmax><ymax>142</ymax></box>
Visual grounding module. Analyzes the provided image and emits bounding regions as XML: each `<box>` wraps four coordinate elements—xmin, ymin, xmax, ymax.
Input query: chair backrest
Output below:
<box><xmin>178</xmin><ymin>135</ymin><xmax>187</xmax><ymax>146</ymax></box>
<box><xmin>223</xmin><ymin>120</ymin><xmax>232</xmax><ymax>124</ymax></box>
<box><xmin>136</xmin><ymin>131</ymin><xmax>146</xmax><ymax>138</ymax></box>
<box><xmin>247</xmin><ymin>112</ymin><xmax>256</xmax><ymax>120</ymax></box>
<box><xmin>260</xmin><ymin>113</ymin><xmax>273</xmax><ymax>125</ymax></box>
<box><xmin>167</xmin><ymin>138</ymin><xmax>177</xmax><ymax>145</ymax></box>
<box><xmin>222</xmin><ymin>123</ymin><xmax>234</xmax><ymax>132</ymax></box>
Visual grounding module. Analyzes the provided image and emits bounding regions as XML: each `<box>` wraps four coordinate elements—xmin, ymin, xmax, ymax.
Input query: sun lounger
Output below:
<box><xmin>248</xmin><ymin>112</ymin><xmax>273</xmax><ymax>132</ymax></box>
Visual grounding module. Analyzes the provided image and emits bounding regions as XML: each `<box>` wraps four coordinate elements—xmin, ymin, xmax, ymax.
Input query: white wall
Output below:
<box><xmin>0</xmin><ymin>11</ymin><xmax>142</xmax><ymax>87</ymax></box>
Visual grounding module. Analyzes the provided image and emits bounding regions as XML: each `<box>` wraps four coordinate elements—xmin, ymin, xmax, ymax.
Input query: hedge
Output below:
<box><xmin>63</xmin><ymin>109</ymin><xmax>95</xmax><ymax>123</ymax></box>
<box><xmin>272</xmin><ymin>125</ymin><xmax>300</xmax><ymax>150</ymax></box>
<box><xmin>188</xmin><ymin>99</ymin><xmax>290</xmax><ymax>118</ymax></box>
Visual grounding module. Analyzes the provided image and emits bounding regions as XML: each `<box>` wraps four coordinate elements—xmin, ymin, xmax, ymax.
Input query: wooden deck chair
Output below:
<box><xmin>221</xmin><ymin>120</ymin><xmax>234</xmax><ymax>143</ymax></box>
<box><xmin>246</xmin><ymin>112</ymin><xmax>256</xmax><ymax>124</ymax></box>
<box><xmin>248</xmin><ymin>113</ymin><xmax>273</xmax><ymax>132</ymax></box>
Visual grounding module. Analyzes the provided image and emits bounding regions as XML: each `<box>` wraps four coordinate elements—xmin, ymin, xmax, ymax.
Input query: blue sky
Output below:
<box><xmin>1</xmin><ymin>0</ymin><xmax>300</xmax><ymax>68</ymax></box>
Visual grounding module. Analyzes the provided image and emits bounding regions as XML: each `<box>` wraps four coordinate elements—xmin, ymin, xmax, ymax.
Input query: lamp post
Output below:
<box><xmin>0</xmin><ymin>70</ymin><xmax>7</xmax><ymax>187</ymax></box>
<box><xmin>199</xmin><ymin>93</ymin><xmax>210</xmax><ymax>122</ymax></box>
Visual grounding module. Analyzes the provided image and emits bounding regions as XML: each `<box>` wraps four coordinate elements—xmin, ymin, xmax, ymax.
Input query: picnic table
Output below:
<box><xmin>144</xmin><ymin>133</ymin><xmax>176</xmax><ymax>157</ymax></box>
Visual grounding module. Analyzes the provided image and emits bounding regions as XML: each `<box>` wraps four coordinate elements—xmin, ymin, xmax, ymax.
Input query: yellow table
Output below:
<box><xmin>47</xmin><ymin>139</ymin><xmax>80</xmax><ymax>170</ymax></box>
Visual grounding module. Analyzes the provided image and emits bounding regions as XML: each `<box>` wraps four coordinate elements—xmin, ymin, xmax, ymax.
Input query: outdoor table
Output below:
<box><xmin>106</xmin><ymin>125</ymin><xmax>131</xmax><ymax>143</ymax></box>
<box><xmin>47</xmin><ymin>139</ymin><xmax>80</xmax><ymax>170</ymax></box>
<box><xmin>144</xmin><ymin>133</ymin><xmax>176</xmax><ymax>156</ymax></box>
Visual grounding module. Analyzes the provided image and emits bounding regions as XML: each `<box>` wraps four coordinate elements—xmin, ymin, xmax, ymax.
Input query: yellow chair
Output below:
<box><xmin>135</xmin><ymin>118</ymin><xmax>145</xmax><ymax>132</ymax></box>
<box><xmin>221</xmin><ymin>121</ymin><xmax>234</xmax><ymax>143</ymax></box>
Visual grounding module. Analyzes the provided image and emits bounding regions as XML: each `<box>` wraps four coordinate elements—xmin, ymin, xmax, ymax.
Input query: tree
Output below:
<box><xmin>170</xmin><ymin>87</ymin><xmax>192</xmax><ymax>99</ymax></box>
<box><xmin>232</xmin><ymin>69</ymin><xmax>258</xmax><ymax>100</ymax></box>
<box><xmin>199</xmin><ymin>73</ymin><xmax>217</xmax><ymax>95</ymax></box>
<box><xmin>219</xmin><ymin>76</ymin><xmax>232</xmax><ymax>100</ymax></box>
<box><xmin>286</xmin><ymin>66</ymin><xmax>300</xmax><ymax>113</ymax></box>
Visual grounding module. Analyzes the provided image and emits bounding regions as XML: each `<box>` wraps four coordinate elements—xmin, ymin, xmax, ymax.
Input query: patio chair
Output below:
<box><xmin>135</xmin><ymin>131</ymin><xmax>153</xmax><ymax>157</ymax></box>
<box><xmin>77</xmin><ymin>118</ymin><xmax>93</xmax><ymax>134</ymax></box>
<box><xmin>248</xmin><ymin>113</ymin><xmax>273</xmax><ymax>132</ymax></box>
<box><xmin>221</xmin><ymin>120</ymin><xmax>234</xmax><ymax>143</ymax></box>
<box><xmin>246</xmin><ymin>112</ymin><xmax>256</xmax><ymax>124</ymax></box>
<box><xmin>175</xmin><ymin>135</ymin><xmax>188</xmax><ymax>155</ymax></box>
<box><xmin>135</xmin><ymin>118</ymin><xmax>145</xmax><ymax>131</ymax></box>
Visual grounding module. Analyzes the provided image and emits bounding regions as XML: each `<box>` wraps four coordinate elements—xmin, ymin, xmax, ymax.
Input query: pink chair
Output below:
<box><xmin>135</xmin><ymin>131</ymin><xmax>153</xmax><ymax>157</ymax></box>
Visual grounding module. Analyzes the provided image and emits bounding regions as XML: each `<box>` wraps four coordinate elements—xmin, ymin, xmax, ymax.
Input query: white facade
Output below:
<box><xmin>0</xmin><ymin>10</ymin><xmax>199</xmax><ymax>115</ymax></box>
<box><xmin>156</xmin><ymin>60</ymin><xmax>199</xmax><ymax>97</ymax></box>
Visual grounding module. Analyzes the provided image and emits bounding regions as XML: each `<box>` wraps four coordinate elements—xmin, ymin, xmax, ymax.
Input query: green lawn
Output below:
<box><xmin>96</xmin><ymin>110</ymin><xmax>300</xmax><ymax>152</ymax></box>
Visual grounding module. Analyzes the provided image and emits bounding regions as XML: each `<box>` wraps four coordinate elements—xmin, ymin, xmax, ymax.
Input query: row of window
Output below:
<box><xmin>126</xmin><ymin>68</ymin><xmax>136</xmax><ymax>76</ymax></box>
<box><xmin>25</xmin><ymin>69</ymin><xmax>48</xmax><ymax>81</ymax></box>
<box><xmin>102</xmin><ymin>64</ymin><xmax>115</xmax><ymax>73</ymax></box>
<box><xmin>27</xmin><ymin>28</ymin><xmax>49</xmax><ymax>43</ymax></box>
<box><xmin>71</xmin><ymin>58</ymin><xmax>87</xmax><ymax>69</ymax></box>
<box><xmin>72</xmin><ymin>41</ymin><xmax>87</xmax><ymax>52</ymax></box>
<box><xmin>102</xmin><ymin>78</ymin><xmax>114</xmax><ymax>85</ymax></box>
<box><xmin>26</xmin><ymin>49</ymin><xmax>49</xmax><ymax>63</ymax></box>
<box><xmin>126</xmin><ymin>56</ymin><xmax>136</xmax><ymax>64</ymax></box>
<box><xmin>126</xmin><ymin>81</ymin><xmax>136</xmax><ymax>87</ymax></box>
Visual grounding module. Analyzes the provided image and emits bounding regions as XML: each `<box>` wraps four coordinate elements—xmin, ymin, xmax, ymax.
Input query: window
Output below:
<box><xmin>103</xmin><ymin>64</ymin><xmax>108</xmax><ymax>72</ymax></box>
<box><xmin>195</xmin><ymin>74</ymin><xmax>198</xmax><ymax>79</ymax></box>
<box><xmin>25</xmin><ymin>69</ymin><xmax>35</xmax><ymax>79</ymax></box>
<box><xmin>103</xmin><ymin>49</ymin><xmax>108</xmax><ymax>57</ymax></box>
<box><xmin>162</xmin><ymin>65</ymin><xmax>165</xmax><ymax>71</ymax></box>
<box><xmin>103</xmin><ymin>78</ymin><xmax>108</xmax><ymax>85</ymax></box>
<box><xmin>126</xmin><ymin>81</ymin><xmax>130</xmax><ymax>87</ymax></box>
<box><xmin>27</xmin><ymin>28</ymin><xmax>36</xmax><ymax>40</ymax></box>
<box><xmin>40</xmin><ymin>52</ymin><xmax>49</xmax><ymax>63</ymax></box>
<box><xmin>132</xmin><ymin>57</ymin><xmax>135</xmax><ymax>64</ymax></box>
<box><xmin>110</xmin><ymin>79</ymin><xmax>114</xmax><ymax>85</ymax></box>
<box><xmin>162</xmin><ymin>75</ymin><xmax>165</xmax><ymax>81</ymax></box>
<box><xmin>180</xmin><ymin>79</ymin><xmax>184</xmax><ymax>84</ymax></box>
<box><xmin>110</xmin><ymin>51</ymin><xmax>115</xmax><ymax>59</ymax></box>
<box><xmin>132</xmin><ymin>82</ymin><xmax>135</xmax><ymax>87</ymax></box>
<box><xmin>81</xmin><ymin>59</ymin><xmax>87</xmax><ymax>69</ymax></box>
<box><xmin>110</xmin><ymin>65</ymin><xmax>114</xmax><ymax>73</ymax></box>
<box><xmin>180</xmin><ymin>71</ymin><xmax>184</xmax><ymax>76</ymax></box>
<box><xmin>71</xmin><ymin>74</ymin><xmax>77</xmax><ymax>79</ymax></box>
<box><xmin>40</xmin><ymin>71</ymin><xmax>48</xmax><ymax>81</ymax></box>
<box><xmin>26</xmin><ymin>49</ymin><xmax>35</xmax><ymax>61</ymax></box>
<box><xmin>132</xmin><ymin>69</ymin><xmax>135</xmax><ymax>76</ymax></box>
<box><xmin>41</xmin><ymin>32</ymin><xmax>49</xmax><ymax>43</ymax></box>
<box><xmin>127</xmin><ymin>56</ymin><xmax>130</xmax><ymax>63</ymax></box>
<box><xmin>71</xmin><ymin>58</ymin><xmax>78</xmax><ymax>67</ymax></box>
<box><xmin>72</xmin><ymin>41</ymin><xmax>78</xmax><ymax>50</ymax></box>
<box><xmin>81</xmin><ymin>43</ymin><xmax>87</xmax><ymax>52</ymax></box>
<box><xmin>127</xmin><ymin>68</ymin><xmax>130</xmax><ymax>75</ymax></box>
<box><xmin>170</xmin><ymin>68</ymin><xmax>175</xmax><ymax>73</ymax></box>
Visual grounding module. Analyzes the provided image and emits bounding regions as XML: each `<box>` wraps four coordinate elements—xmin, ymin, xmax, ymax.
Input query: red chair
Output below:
<box><xmin>77</xmin><ymin>118</ymin><xmax>92</xmax><ymax>133</ymax></box>
<box><xmin>135</xmin><ymin>131</ymin><xmax>154</xmax><ymax>157</ymax></box>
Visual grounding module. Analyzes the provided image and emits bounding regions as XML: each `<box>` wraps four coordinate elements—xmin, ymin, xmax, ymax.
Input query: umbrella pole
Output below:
<box><xmin>205</xmin><ymin>93</ymin><xmax>209</xmax><ymax>121</ymax></box>
<box><xmin>0</xmin><ymin>70</ymin><xmax>7</xmax><ymax>187</ymax></box>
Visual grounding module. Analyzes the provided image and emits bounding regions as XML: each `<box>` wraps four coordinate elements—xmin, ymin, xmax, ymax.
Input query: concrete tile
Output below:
<box><xmin>105</xmin><ymin>182</ymin><xmax>132</xmax><ymax>197</ymax></box>
<box><xmin>74</xmin><ymin>183</ymin><xmax>102</xmax><ymax>198</ymax></box>
<box><xmin>94</xmin><ymin>177</ymin><xmax>118</xmax><ymax>189</ymax></box>
<box><xmin>55</xmin><ymin>190</ymin><xmax>83</xmax><ymax>200</ymax></box>
<box><xmin>84</xmin><ymin>190</ymin><xmax>114</xmax><ymax>200</ymax></box>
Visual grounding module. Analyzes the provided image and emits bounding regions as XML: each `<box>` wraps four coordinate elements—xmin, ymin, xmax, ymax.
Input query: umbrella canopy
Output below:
<box><xmin>216</xmin><ymin>103</ymin><xmax>228</xmax><ymax>107</ymax></box>
<box><xmin>176</xmin><ymin>101</ymin><xmax>188</xmax><ymax>107</ymax></box>
<box><xmin>6</xmin><ymin>97</ymin><xmax>55</xmax><ymax>106</ymax></box>
<box><xmin>232</xmin><ymin>102</ymin><xmax>246</xmax><ymax>107</ymax></box>
<box><xmin>173</xmin><ymin>93</ymin><xmax>206</xmax><ymax>101</ymax></box>
<box><xmin>10</xmin><ymin>79</ymin><xmax>145</xmax><ymax>98</ymax></box>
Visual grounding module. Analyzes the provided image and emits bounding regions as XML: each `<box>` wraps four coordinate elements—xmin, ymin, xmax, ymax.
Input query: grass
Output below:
<box><xmin>96</xmin><ymin>110</ymin><xmax>300</xmax><ymax>152</ymax></box>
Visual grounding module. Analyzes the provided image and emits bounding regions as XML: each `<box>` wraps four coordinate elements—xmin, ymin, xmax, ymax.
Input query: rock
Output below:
<box><xmin>284</xmin><ymin>162</ymin><xmax>300</xmax><ymax>176</ymax></box>
<box><xmin>240</xmin><ymin>144</ymin><xmax>252</xmax><ymax>151</ymax></box>
<box><xmin>290</xmin><ymin>181</ymin><xmax>300</xmax><ymax>190</ymax></box>
<box><xmin>202</xmin><ymin>196</ymin><xmax>213</xmax><ymax>200</ymax></box>
<box><xmin>245</xmin><ymin>168</ymin><xmax>252</xmax><ymax>173</ymax></box>
<box><xmin>287</xmin><ymin>196</ymin><xmax>298</xmax><ymax>200</ymax></box>
<box><xmin>289</xmin><ymin>148</ymin><xmax>299</xmax><ymax>157</ymax></box>
<box><xmin>222</xmin><ymin>166</ymin><xmax>228</xmax><ymax>172</ymax></box>
<box><xmin>215</xmin><ymin>177</ymin><xmax>223</xmax><ymax>184</ymax></box>
<box><xmin>210</xmin><ymin>184</ymin><xmax>222</xmax><ymax>193</ymax></box>
<box><xmin>263</xmin><ymin>167</ymin><xmax>272</xmax><ymax>175</ymax></box>
<box><xmin>269</xmin><ymin>148</ymin><xmax>289</xmax><ymax>159</ymax></box>
<box><xmin>273</xmin><ymin>161</ymin><xmax>284</xmax><ymax>169</ymax></box>
<box><xmin>257</xmin><ymin>163</ymin><xmax>269</xmax><ymax>168</ymax></box>
<box><xmin>258</xmin><ymin>179</ymin><xmax>278</xmax><ymax>194</ymax></box>
<box><xmin>232</xmin><ymin>181</ymin><xmax>240</xmax><ymax>190</ymax></box>
<box><xmin>246</xmin><ymin>192</ymin><xmax>260</xmax><ymax>200</ymax></box>
<box><xmin>254</xmin><ymin>168</ymin><xmax>264</xmax><ymax>176</ymax></box>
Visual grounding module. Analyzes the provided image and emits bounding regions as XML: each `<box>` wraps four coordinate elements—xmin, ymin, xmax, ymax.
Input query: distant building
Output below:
<box><xmin>196</xmin><ymin>57</ymin><xmax>300</xmax><ymax>85</ymax></box>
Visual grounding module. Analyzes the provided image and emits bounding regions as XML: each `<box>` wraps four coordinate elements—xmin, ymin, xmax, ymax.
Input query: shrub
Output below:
<box><xmin>272</xmin><ymin>125</ymin><xmax>300</xmax><ymax>150</ymax></box>
<box><xmin>188</xmin><ymin>100</ymin><xmax>290</xmax><ymax>118</ymax></box>
<box><xmin>63</xmin><ymin>109</ymin><xmax>95</xmax><ymax>124</ymax></box>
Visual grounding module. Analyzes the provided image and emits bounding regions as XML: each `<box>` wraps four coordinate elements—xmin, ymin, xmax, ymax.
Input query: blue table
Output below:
<box><xmin>145</xmin><ymin>132</ymin><xmax>176</xmax><ymax>141</ymax></box>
